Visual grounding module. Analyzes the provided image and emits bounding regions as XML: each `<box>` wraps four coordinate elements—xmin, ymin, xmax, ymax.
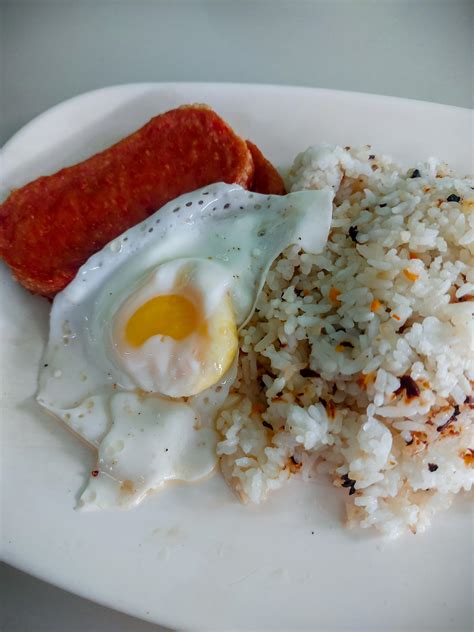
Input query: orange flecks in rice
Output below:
<box><xmin>351</xmin><ymin>177</ymin><xmax>367</xmax><ymax>194</ymax></box>
<box><xmin>409</xmin><ymin>252</ymin><xmax>420</xmax><ymax>260</ymax></box>
<box><xmin>357</xmin><ymin>372</ymin><xmax>375</xmax><ymax>389</ymax></box>
<box><xmin>327</xmin><ymin>400</ymin><xmax>336</xmax><ymax>419</ymax></box>
<box><xmin>335</xmin><ymin>344</ymin><xmax>345</xmax><ymax>352</ymax></box>
<box><xmin>288</xmin><ymin>457</ymin><xmax>302</xmax><ymax>473</ymax></box>
<box><xmin>329</xmin><ymin>287</ymin><xmax>341</xmax><ymax>304</ymax></box>
<box><xmin>461</xmin><ymin>198</ymin><xmax>474</xmax><ymax>212</ymax></box>
<box><xmin>370</xmin><ymin>299</ymin><xmax>382</xmax><ymax>312</ymax></box>
<box><xmin>441</xmin><ymin>428</ymin><xmax>461</xmax><ymax>438</ymax></box>
<box><xmin>411</xmin><ymin>431</ymin><xmax>428</xmax><ymax>443</ymax></box>
<box><xmin>391</xmin><ymin>313</ymin><xmax>401</xmax><ymax>321</ymax></box>
<box><xmin>437</xmin><ymin>411</ymin><xmax>461</xmax><ymax>437</ymax></box>
<box><xmin>403</xmin><ymin>269</ymin><xmax>419</xmax><ymax>282</ymax></box>
<box><xmin>461</xmin><ymin>449</ymin><xmax>474</xmax><ymax>467</ymax></box>
<box><xmin>407</xmin><ymin>431</ymin><xmax>429</xmax><ymax>454</ymax></box>
<box><xmin>252</xmin><ymin>402</ymin><xmax>265</xmax><ymax>415</ymax></box>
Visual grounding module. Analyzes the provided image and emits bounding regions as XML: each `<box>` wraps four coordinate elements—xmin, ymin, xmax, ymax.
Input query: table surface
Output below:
<box><xmin>1</xmin><ymin>1</ymin><xmax>472</xmax><ymax>631</ymax></box>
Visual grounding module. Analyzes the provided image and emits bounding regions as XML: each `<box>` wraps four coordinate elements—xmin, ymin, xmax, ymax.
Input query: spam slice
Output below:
<box><xmin>0</xmin><ymin>105</ymin><xmax>254</xmax><ymax>297</ymax></box>
<box><xmin>246</xmin><ymin>141</ymin><xmax>286</xmax><ymax>195</ymax></box>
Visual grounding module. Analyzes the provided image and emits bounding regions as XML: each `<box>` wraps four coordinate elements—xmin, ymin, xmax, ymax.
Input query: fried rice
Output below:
<box><xmin>215</xmin><ymin>144</ymin><xmax>474</xmax><ymax>538</ymax></box>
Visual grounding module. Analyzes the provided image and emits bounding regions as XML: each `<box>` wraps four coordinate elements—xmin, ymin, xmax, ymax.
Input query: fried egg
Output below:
<box><xmin>36</xmin><ymin>183</ymin><xmax>332</xmax><ymax>509</ymax></box>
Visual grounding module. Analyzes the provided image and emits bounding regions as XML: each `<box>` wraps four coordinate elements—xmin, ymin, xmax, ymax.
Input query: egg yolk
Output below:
<box><xmin>125</xmin><ymin>294</ymin><xmax>199</xmax><ymax>347</ymax></box>
<box><xmin>117</xmin><ymin>285</ymin><xmax>238</xmax><ymax>397</ymax></box>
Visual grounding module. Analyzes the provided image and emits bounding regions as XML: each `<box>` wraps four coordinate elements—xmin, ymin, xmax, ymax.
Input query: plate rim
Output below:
<box><xmin>2</xmin><ymin>80</ymin><xmax>472</xmax><ymax>155</ymax></box>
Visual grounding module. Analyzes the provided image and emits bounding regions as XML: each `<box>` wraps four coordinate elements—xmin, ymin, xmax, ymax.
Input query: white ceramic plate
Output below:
<box><xmin>1</xmin><ymin>84</ymin><xmax>472</xmax><ymax>631</ymax></box>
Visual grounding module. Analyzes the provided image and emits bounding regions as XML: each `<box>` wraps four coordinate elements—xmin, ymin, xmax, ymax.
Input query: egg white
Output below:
<box><xmin>36</xmin><ymin>183</ymin><xmax>332</xmax><ymax>509</ymax></box>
